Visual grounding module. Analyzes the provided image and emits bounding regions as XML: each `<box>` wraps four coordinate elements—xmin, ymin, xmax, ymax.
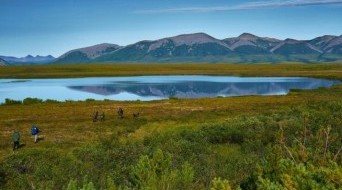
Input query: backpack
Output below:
<box><xmin>31</xmin><ymin>126</ymin><xmax>39</xmax><ymax>135</ymax></box>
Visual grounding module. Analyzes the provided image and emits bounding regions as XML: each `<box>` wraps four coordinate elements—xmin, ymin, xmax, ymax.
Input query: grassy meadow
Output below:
<box><xmin>1</xmin><ymin>63</ymin><xmax>342</xmax><ymax>79</ymax></box>
<box><xmin>0</xmin><ymin>63</ymin><xmax>341</xmax><ymax>189</ymax></box>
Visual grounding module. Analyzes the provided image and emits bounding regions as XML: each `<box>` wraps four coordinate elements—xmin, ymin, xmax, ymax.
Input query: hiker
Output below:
<box><xmin>93</xmin><ymin>111</ymin><xmax>99</xmax><ymax>122</ymax></box>
<box><xmin>100</xmin><ymin>112</ymin><xmax>105</xmax><ymax>121</ymax></box>
<box><xmin>12</xmin><ymin>130</ymin><xmax>20</xmax><ymax>151</ymax></box>
<box><xmin>117</xmin><ymin>106</ymin><xmax>124</xmax><ymax>119</ymax></box>
<box><xmin>31</xmin><ymin>125</ymin><xmax>39</xmax><ymax>143</ymax></box>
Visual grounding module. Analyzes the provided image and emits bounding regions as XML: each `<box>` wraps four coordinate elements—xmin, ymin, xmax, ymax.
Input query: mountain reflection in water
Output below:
<box><xmin>68</xmin><ymin>76</ymin><xmax>339</xmax><ymax>98</ymax></box>
<box><xmin>0</xmin><ymin>76</ymin><xmax>340</xmax><ymax>102</ymax></box>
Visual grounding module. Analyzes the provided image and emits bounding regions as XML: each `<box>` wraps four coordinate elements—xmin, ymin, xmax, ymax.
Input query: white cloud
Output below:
<box><xmin>135</xmin><ymin>0</ymin><xmax>342</xmax><ymax>14</ymax></box>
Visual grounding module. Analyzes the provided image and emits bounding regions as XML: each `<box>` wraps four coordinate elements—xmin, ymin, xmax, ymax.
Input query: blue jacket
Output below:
<box><xmin>31</xmin><ymin>126</ymin><xmax>39</xmax><ymax>135</ymax></box>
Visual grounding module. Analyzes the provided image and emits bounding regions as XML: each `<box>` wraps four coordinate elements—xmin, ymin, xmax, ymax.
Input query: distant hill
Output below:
<box><xmin>3</xmin><ymin>33</ymin><xmax>342</xmax><ymax>64</ymax></box>
<box><xmin>53</xmin><ymin>33</ymin><xmax>342</xmax><ymax>64</ymax></box>
<box><xmin>0</xmin><ymin>58</ymin><xmax>8</xmax><ymax>66</ymax></box>
<box><xmin>94</xmin><ymin>33</ymin><xmax>234</xmax><ymax>63</ymax></box>
<box><xmin>308</xmin><ymin>35</ymin><xmax>342</xmax><ymax>53</ymax></box>
<box><xmin>0</xmin><ymin>55</ymin><xmax>55</xmax><ymax>64</ymax></box>
<box><xmin>53</xmin><ymin>43</ymin><xmax>121</xmax><ymax>64</ymax></box>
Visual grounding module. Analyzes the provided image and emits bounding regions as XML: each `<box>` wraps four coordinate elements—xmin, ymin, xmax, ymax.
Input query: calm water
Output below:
<box><xmin>0</xmin><ymin>76</ymin><xmax>340</xmax><ymax>103</ymax></box>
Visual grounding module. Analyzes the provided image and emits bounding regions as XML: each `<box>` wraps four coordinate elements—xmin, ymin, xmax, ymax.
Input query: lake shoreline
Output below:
<box><xmin>1</xmin><ymin>63</ymin><xmax>342</xmax><ymax>80</ymax></box>
<box><xmin>0</xmin><ymin>75</ymin><xmax>340</xmax><ymax>103</ymax></box>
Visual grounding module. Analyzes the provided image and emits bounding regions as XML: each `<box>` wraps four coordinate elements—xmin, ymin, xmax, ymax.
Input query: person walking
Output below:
<box><xmin>31</xmin><ymin>125</ymin><xmax>39</xmax><ymax>143</ymax></box>
<box><xmin>12</xmin><ymin>130</ymin><xmax>20</xmax><ymax>151</ymax></box>
<box><xmin>117</xmin><ymin>106</ymin><xmax>124</xmax><ymax>119</ymax></box>
<box><xmin>93</xmin><ymin>111</ymin><xmax>99</xmax><ymax>122</ymax></box>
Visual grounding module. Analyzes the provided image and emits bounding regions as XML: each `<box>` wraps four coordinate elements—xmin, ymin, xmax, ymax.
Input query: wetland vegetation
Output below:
<box><xmin>0</xmin><ymin>64</ymin><xmax>341</xmax><ymax>189</ymax></box>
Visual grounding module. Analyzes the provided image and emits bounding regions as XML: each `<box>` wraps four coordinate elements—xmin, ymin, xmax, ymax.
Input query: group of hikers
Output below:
<box><xmin>92</xmin><ymin>106</ymin><xmax>123</xmax><ymax>122</ymax></box>
<box><xmin>12</xmin><ymin>106</ymin><xmax>139</xmax><ymax>151</ymax></box>
<box><xmin>12</xmin><ymin>125</ymin><xmax>40</xmax><ymax>151</ymax></box>
<box><xmin>93</xmin><ymin>106</ymin><xmax>139</xmax><ymax>122</ymax></box>
<box><xmin>116</xmin><ymin>106</ymin><xmax>140</xmax><ymax>118</ymax></box>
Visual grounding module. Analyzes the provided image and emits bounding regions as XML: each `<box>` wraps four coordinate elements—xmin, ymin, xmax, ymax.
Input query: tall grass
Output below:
<box><xmin>0</xmin><ymin>63</ymin><xmax>342</xmax><ymax>79</ymax></box>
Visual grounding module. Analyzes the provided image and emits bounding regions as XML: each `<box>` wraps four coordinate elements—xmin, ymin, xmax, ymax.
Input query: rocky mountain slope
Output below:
<box><xmin>0</xmin><ymin>58</ymin><xmax>7</xmax><ymax>66</ymax></box>
<box><xmin>16</xmin><ymin>33</ymin><xmax>342</xmax><ymax>64</ymax></box>
<box><xmin>53</xmin><ymin>43</ymin><xmax>121</xmax><ymax>64</ymax></box>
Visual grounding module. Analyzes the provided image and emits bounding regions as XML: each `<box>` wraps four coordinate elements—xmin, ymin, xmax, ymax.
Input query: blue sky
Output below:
<box><xmin>1</xmin><ymin>0</ymin><xmax>341</xmax><ymax>57</ymax></box>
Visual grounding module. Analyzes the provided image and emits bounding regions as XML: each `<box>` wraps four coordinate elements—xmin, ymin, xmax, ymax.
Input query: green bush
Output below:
<box><xmin>66</xmin><ymin>177</ymin><xmax>95</xmax><ymax>190</ymax></box>
<box><xmin>201</xmin><ymin>124</ymin><xmax>245</xmax><ymax>144</ymax></box>
<box><xmin>256</xmin><ymin>159</ymin><xmax>342</xmax><ymax>190</ymax></box>
<box><xmin>0</xmin><ymin>149</ymin><xmax>84</xmax><ymax>190</ymax></box>
<box><xmin>3</xmin><ymin>98</ymin><xmax>22</xmax><ymax>105</ymax></box>
<box><xmin>23</xmin><ymin>97</ymin><xmax>43</xmax><ymax>105</ymax></box>
<box><xmin>131</xmin><ymin>149</ymin><xmax>195</xmax><ymax>190</ymax></box>
<box><xmin>210</xmin><ymin>177</ymin><xmax>232</xmax><ymax>190</ymax></box>
<box><xmin>45</xmin><ymin>99</ymin><xmax>60</xmax><ymax>103</ymax></box>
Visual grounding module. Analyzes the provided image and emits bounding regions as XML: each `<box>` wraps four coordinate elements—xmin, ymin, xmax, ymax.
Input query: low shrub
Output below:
<box><xmin>3</xmin><ymin>98</ymin><xmax>22</xmax><ymax>105</ymax></box>
<box><xmin>201</xmin><ymin>124</ymin><xmax>245</xmax><ymax>144</ymax></box>
<box><xmin>23</xmin><ymin>97</ymin><xmax>43</xmax><ymax>105</ymax></box>
<box><xmin>45</xmin><ymin>99</ymin><xmax>60</xmax><ymax>103</ymax></box>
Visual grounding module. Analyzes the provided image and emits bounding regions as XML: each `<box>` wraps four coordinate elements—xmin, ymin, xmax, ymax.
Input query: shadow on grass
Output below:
<box><xmin>19</xmin><ymin>143</ymin><xmax>26</xmax><ymax>148</ymax></box>
<box><xmin>37</xmin><ymin>137</ymin><xmax>44</xmax><ymax>143</ymax></box>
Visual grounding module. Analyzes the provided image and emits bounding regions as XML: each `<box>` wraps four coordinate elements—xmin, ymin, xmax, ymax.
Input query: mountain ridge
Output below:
<box><xmin>0</xmin><ymin>55</ymin><xmax>55</xmax><ymax>64</ymax></box>
<box><xmin>54</xmin><ymin>43</ymin><xmax>121</xmax><ymax>64</ymax></box>
<box><xmin>90</xmin><ymin>33</ymin><xmax>341</xmax><ymax>63</ymax></box>
<box><xmin>3</xmin><ymin>33</ymin><xmax>342</xmax><ymax>65</ymax></box>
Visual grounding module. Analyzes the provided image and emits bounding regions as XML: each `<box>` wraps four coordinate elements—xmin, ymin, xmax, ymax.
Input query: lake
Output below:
<box><xmin>0</xmin><ymin>75</ymin><xmax>340</xmax><ymax>103</ymax></box>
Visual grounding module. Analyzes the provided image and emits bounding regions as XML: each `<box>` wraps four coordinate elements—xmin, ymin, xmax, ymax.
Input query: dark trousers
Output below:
<box><xmin>13</xmin><ymin>141</ymin><xmax>19</xmax><ymax>150</ymax></box>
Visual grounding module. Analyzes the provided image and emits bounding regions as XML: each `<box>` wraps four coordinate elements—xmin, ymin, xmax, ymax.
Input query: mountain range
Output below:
<box><xmin>54</xmin><ymin>33</ymin><xmax>342</xmax><ymax>64</ymax></box>
<box><xmin>2</xmin><ymin>33</ymin><xmax>342</xmax><ymax>65</ymax></box>
<box><xmin>0</xmin><ymin>55</ymin><xmax>55</xmax><ymax>65</ymax></box>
